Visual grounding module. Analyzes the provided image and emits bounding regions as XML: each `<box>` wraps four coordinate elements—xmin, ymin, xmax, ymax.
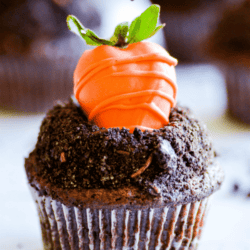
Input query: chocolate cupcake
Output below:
<box><xmin>150</xmin><ymin>0</ymin><xmax>224</xmax><ymax>62</ymax></box>
<box><xmin>205</xmin><ymin>0</ymin><xmax>250</xmax><ymax>124</ymax></box>
<box><xmin>25</xmin><ymin>5</ymin><xmax>224</xmax><ymax>249</ymax></box>
<box><xmin>25</xmin><ymin>100</ymin><xmax>223</xmax><ymax>250</ymax></box>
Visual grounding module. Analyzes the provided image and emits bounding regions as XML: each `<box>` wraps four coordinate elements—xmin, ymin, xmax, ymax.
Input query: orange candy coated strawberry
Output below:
<box><xmin>67</xmin><ymin>4</ymin><xmax>178</xmax><ymax>132</ymax></box>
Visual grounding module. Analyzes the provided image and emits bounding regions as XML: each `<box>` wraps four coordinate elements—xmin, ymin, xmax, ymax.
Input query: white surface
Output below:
<box><xmin>1</xmin><ymin>64</ymin><xmax>250</xmax><ymax>249</ymax></box>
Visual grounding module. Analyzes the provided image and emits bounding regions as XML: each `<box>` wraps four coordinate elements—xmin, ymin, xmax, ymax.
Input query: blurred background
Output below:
<box><xmin>1</xmin><ymin>0</ymin><xmax>250</xmax><ymax>249</ymax></box>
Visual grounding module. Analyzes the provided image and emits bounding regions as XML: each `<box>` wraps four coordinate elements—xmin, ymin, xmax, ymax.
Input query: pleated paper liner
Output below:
<box><xmin>30</xmin><ymin>186</ymin><xmax>210</xmax><ymax>250</ymax></box>
<box><xmin>0</xmin><ymin>56</ymin><xmax>76</xmax><ymax>112</ymax></box>
<box><xmin>225</xmin><ymin>64</ymin><xmax>250</xmax><ymax>125</ymax></box>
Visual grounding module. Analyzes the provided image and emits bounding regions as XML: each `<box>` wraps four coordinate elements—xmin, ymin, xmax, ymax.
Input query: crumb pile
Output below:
<box><xmin>25</xmin><ymin>100</ymin><xmax>223</xmax><ymax>203</ymax></box>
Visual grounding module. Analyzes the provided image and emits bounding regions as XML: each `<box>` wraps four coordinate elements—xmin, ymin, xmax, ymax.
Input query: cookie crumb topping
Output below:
<box><xmin>25</xmin><ymin>99</ymin><xmax>223</xmax><ymax>202</ymax></box>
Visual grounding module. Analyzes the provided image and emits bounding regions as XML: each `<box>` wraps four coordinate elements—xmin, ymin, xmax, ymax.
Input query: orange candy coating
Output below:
<box><xmin>74</xmin><ymin>41</ymin><xmax>178</xmax><ymax>132</ymax></box>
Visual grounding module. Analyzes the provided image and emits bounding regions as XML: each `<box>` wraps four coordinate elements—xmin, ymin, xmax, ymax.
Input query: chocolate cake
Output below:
<box><xmin>24</xmin><ymin>5</ymin><xmax>224</xmax><ymax>249</ymax></box>
<box><xmin>25</xmin><ymin>100</ymin><xmax>223</xmax><ymax>249</ymax></box>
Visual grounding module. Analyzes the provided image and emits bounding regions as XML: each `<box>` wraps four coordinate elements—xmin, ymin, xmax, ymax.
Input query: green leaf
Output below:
<box><xmin>127</xmin><ymin>16</ymin><xmax>141</xmax><ymax>43</ymax></box>
<box><xmin>110</xmin><ymin>22</ymin><xmax>129</xmax><ymax>44</ymax></box>
<box><xmin>85</xmin><ymin>29</ymin><xmax>115</xmax><ymax>46</ymax></box>
<box><xmin>67</xmin><ymin>15</ymin><xmax>114</xmax><ymax>46</ymax></box>
<box><xmin>127</xmin><ymin>4</ymin><xmax>161</xmax><ymax>43</ymax></box>
<box><xmin>148</xmin><ymin>24</ymin><xmax>165</xmax><ymax>39</ymax></box>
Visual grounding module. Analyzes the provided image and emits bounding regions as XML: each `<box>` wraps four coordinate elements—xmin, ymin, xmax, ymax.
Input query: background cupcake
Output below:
<box><xmin>204</xmin><ymin>0</ymin><xmax>250</xmax><ymax>124</ymax></box>
<box><xmin>150</xmin><ymin>0</ymin><xmax>225</xmax><ymax>63</ymax></box>
<box><xmin>0</xmin><ymin>0</ymin><xmax>100</xmax><ymax>112</ymax></box>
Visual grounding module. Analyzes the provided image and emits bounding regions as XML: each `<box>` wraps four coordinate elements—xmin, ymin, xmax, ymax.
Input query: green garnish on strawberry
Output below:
<box><xmin>67</xmin><ymin>4</ymin><xmax>165</xmax><ymax>48</ymax></box>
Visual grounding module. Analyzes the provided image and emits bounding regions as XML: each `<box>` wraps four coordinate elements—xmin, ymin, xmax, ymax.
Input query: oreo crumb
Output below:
<box><xmin>25</xmin><ymin>99</ymin><xmax>223</xmax><ymax>203</ymax></box>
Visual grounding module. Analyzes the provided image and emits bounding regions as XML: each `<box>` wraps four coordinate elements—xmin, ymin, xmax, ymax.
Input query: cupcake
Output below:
<box><xmin>150</xmin><ymin>0</ymin><xmax>224</xmax><ymax>62</ymax></box>
<box><xmin>205</xmin><ymin>0</ymin><xmax>250</xmax><ymax>124</ymax></box>
<box><xmin>0</xmin><ymin>0</ymin><xmax>100</xmax><ymax>112</ymax></box>
<box><xmin>25</xmin><ymin>5</ymin><xmax>224</xmax><ymax>250</ymax></box>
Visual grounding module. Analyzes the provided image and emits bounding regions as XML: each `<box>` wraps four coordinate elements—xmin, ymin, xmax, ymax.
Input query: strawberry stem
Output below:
<box><xmin>114</xmin><ymin>34</ymin><xmax>128</xmax><ymax>48</ymax></box>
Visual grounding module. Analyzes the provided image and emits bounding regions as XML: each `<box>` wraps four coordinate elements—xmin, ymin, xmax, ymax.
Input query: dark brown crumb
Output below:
<box><xmin>25</xmin><ymin>99</ymin><xmax>223</xmax><ymax>202</ymax></box>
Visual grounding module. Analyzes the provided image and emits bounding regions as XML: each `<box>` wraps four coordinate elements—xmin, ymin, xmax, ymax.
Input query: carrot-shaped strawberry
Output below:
<box><xmin>67</xmin><ymin>4</ymin><xmax>177</xmax><ymax>132</ymax></box>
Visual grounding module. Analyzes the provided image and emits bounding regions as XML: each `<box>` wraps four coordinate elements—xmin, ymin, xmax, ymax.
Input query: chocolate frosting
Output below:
<box><xmin>25</xmin><ymin>100</ymin><xmax>224</xmax><ymax>207</ymax></box>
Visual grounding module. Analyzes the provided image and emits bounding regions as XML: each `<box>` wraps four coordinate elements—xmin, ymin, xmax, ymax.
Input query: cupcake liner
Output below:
<box><xmin>30</xmin><ymin>186</ymin><xmax>210</xmax><ymax>250</ymax></box>
<box><xmin>0</xmin><ymin>56</ymin><xmax>76</xmax><ymax>112</ymax></box>
<box><xmin>225</xmin><ymin>64</ymin><xmax>250</xmax><ymax>124</ymax></box>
